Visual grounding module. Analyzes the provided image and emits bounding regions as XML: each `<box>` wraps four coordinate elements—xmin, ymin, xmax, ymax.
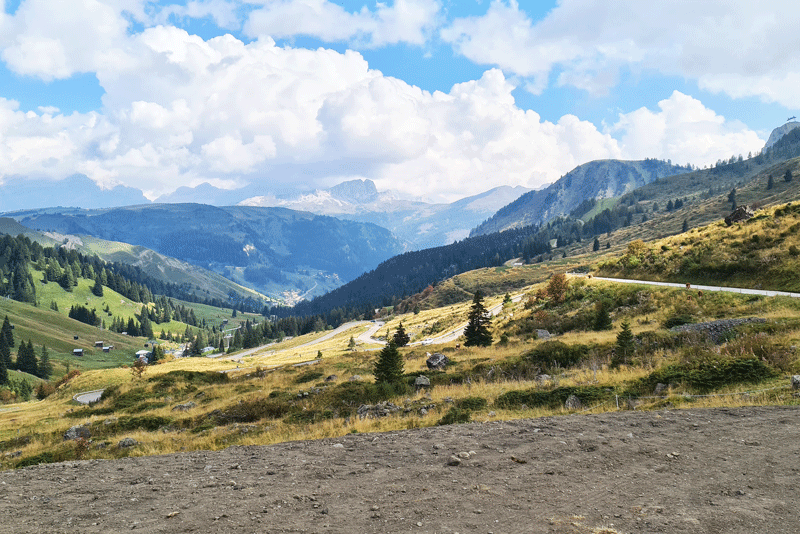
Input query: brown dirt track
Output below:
<box><xmin>1</xmin><ymin>406</ymin><xmax>799</xmax><ymax>533</ymax></box>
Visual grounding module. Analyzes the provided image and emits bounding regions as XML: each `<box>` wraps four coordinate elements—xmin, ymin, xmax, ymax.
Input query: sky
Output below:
<box><xmin>0</xmin><ymin>0</ymin><xmax>798</xmax><ymax>203</ymax></box>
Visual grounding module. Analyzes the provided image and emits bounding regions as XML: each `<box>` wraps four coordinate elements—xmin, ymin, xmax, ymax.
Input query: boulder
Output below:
<box><xmin>63</xmin><ymin>425</ymin><xmax>90</xmax><ymax>441</ymax></box>
<box><xmin>564</xmin><ymin>395</ymin><xmax>583</xmax><ymax>411</ymax></box>
<box><xmin>654</xmin><ymin>383</ymin><xmax>668</xmax><ymax>396</ymax></box>
<box><xmin>325</xmin><ymin>374</ymin><xmax>338</xmax><ymax>382</ymax></box>
<box><xmin>426</xmin><ymin>353</ymin><xmax>449</xmax><ymax>370</ymax></box>
<box><xmin>118</xmin><ymin>437</ymin><xmax>138</xmax><ymax>448</ymax></box>
<box><xmin>172</xmin><ymin>401</ymin><xmax>196</xmax><ymax>412</ymax></box>
<box><xmin>791</xmin><ymin>375</ymin><xmax>800</xmax><ymax>390</ymax></box>
<box><xmin>348</xmin><ymin>375</ymin><xmax>362</xmax><ymax>382</ymax></box>
<box><xmin>536</xmin><ymin>329</ymin><xmax>552</xmax><ymax>340</ymax></box>
<box><xmin>414</xmin><ymin>375</ymin><xmax>431</xmax><ymax>389</ymax></box>
<box><xmin>724</xmin><ymin>205</ymin><xmax>755</xmax><ymax>226</ymax></box>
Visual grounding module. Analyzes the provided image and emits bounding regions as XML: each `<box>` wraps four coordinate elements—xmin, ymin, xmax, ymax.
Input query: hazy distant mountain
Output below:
<box><xmin>471</xmin><ymin>159</ymin><xmax>692</xmax><ymax>236</ymax></box>
<box><xmin>0</xmin><ymin>174</ymin><xmax>149</xmax><ymax>211</ymax></box>
<box><xmin>240</xmin><ymin>179</ymin><xmax>532</xmax><ymax>249</ymax></box>
<box><xmin>6</xmin><ymin>204</ymin><xmax>402</xmax><ymax>302</ymax></box>
<box><xmin>764</xmin><ymin>122</ymin><xmax>800</xmax><ymax>151</ymax></box>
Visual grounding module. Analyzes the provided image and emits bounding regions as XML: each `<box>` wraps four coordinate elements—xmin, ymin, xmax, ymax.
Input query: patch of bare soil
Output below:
<box><xmin>2</xmin><ymin>406</ymin><xmax>799</xmax><ymax>533</ymax></box>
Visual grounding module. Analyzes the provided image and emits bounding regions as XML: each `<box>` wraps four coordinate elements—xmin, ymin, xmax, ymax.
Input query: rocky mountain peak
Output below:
<box><xmin>764</xmin><ymin>122</ymin><xmax>800</xmax><ymax>151</ymax></box>
<box><xmin>328</xmin><ymin>179</ymin><xmax>379</xmax><ymax>204</ymax></box>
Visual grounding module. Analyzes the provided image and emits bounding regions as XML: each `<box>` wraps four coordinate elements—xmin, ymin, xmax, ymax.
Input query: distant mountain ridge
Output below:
<box><xmin>5</xmin><ymin>204</ymin><xmax>403</xmax><ymax>302</ymax></box>
<box><xmin>0</xmin><ymin>174</ymin><xmax>149</xmax><ymax>211</ymax></box>
<box><xmin>764</xmin><ymin>122</ymin><xmax>800</xmax><ymax>151</ymax></box>
<box><xmin>240</xmin><ymin>179</ymin><xmax>532</xmax><ymax>249</ymax></box>
<box><xmin>471</xmin><ymin>159</ymin><xmax>692</xmax><ymax>236</ymax></box>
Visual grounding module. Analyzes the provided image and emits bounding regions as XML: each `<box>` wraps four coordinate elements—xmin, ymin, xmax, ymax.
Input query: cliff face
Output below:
<box><xmin>764</xmin><ymin>122</ymin><xmax>800</xmax><ymax>151</ymax></box>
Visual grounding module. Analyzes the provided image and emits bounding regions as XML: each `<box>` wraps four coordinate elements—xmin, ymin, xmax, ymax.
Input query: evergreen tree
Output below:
<box><xmin>0</xmin><ymin>354</ymin><xmax>7</xmax><ymax>386</ymax></box>
<box><xmin>593</xmin><ymin>237</ymin><xmax>600</xmax><ymax>252</ymax></box>
<box><xmin>37</xmin><ymin>345</ymin><xmax>52</xmax><ymax>379</ymax></box>
<box><xmin>17</xmin><ymin>340</ymin><xmax>37</xmax><ymax>376</ymax></box>
<box><xmin>682</xmin><ymin>219</ymin><xmax>689</xmax><ymax>232</ymax></box>
<box><xmin>1</xmin><ymin>316</ymin><xmax>13</xmax><ymax>348</ymax></box>
<box><xmin>614</xmin><ymin>321</ymin><xmax>635</xmax><ymax>367</ymax></box>
<box><xmin>348</xmin><ymin>336</ymin><xmax>356</xmax><ymax>350</ymax></box>
<box><xmin>464</xmin><ymin>290</ymin><xmax>493</xmax><ymax>347</ymax></box>
<box><xmin>0</xmin><ymin>337</ymin><xmax>10</xmax><ymax>380</ymax></box>
<box><xmin>91</xmin><ymin>275</ymin><xmax>104</xmax><ymax>297</ymax></box>
<box><xmin>373</xmin><ymin>340</ymin><xmax>404</xmax><ymax>384</ymax></box>
<box><xmin>593</xmin><ymin>302</ymin><xmax>612</xmax><ymax>331</ymax></box>
<box><xmin>392</xmin><ymin>322</ymin><xmax>410</xmax><ymax>347</ymax></box>
<box><xmin>768</xmin><ymin>174</ymin><xmax>774</xmax><ymax>190</ymax></box>
<box><xmin>785</xmin><ymin>169</ymin><xmax>794</xmax><ymax>183</ymax></box>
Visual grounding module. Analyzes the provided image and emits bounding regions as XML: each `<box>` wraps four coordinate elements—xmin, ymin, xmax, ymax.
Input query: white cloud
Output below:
<box><xmin>441</xmin><ymin>0</ymin><xmax>800</xmax><ymax>106</ymax></box>
<box><xmin>243</xmin><ymin>0</ymin><xmax>439</xmax><ymax>47</ymax></box>
<box><xmin>0</xmin><ymin>11</ymin><xmax>767</xmax><ymax>202</ymax></box>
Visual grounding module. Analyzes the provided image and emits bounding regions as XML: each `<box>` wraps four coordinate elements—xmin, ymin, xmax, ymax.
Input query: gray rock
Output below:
<box><xmin>118</xmin><ymin>437</ymin><xmax>138</xmax><ymax>448</ymax></box>
<box><xmin>447</xmin><ymin>456</ymin><xmax>462</xmax><ymax>466</ymax></box>
<box><xmin>564</xmin><ymin>395</ymin><xmax>582</xmax><ymax>411</ymax></box>
<box><xmin>63</xmin><ymin>425</ymin><xmax>90</xmax><ymax>441</ymax></box>
<box><xmin>654</xmin><ymin>383</ymin><xmax>668</xmax><ymax>396</ymax></box>
<box><xmin>536</xmin><ymin>374</ymin><xmax>551</xmax><ymax>384</ymax></box>
<box><xmin>791</xmin><ymin>375</ymin><xmax>800</xmax><ymax>390</ymax></box>
<box><xmin>348</xmin><ymin>375</ymin><xmax>362</xmax><ymax>382</ymax></box>
<box><xmin>536</xmin><ymin>329</ymin><xmax>552</xmax><ymax>340</ymax></box>
<box><xmin>325</xmin><ymin>374</ymin><xmax>338</xmax><ymax>382</ymax></box>
<box><xmin>724</xmin><ymin>205</ymin><xmax>755</xmax><ymax>226</ymax></box>
<box><xmin>426</xmin><ymin>353</ymin><xmax>449</xmax><ymax>370</ymax></box>
<box><xmin>414</xmin><ymin>375</ymin><xmax>431</xmax><ymax>388</ymax></box>
<box><xmin>172</xmin><ymin>401</ymin><xmax>196</xmax><ymax>412</ymax></box>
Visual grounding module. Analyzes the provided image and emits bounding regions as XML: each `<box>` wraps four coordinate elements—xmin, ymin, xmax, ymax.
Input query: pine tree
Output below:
<box><xmin>767</xmin><ymin>174</ymin><xmax>774</xmax><ymax>190</ymax></box>
<box><xmin>392</xmin><ymin>322</ymin><xmax>410</xmax><ymax>347</ymax></box>
<box><xmin>348</xmin><ymin>336</ymin><xmax>356</xmax><ymax>350</ymax></box>
<box><xmin>614</xmin><ymin>321</ymin><xmax>635</xmax><ymax>367</ymax></box>
<box><xmin>464</xmin><ymin>290</ymin><xmax>493</xmax><ymax>347</ymax></box>
<box><xmin>0</xmin><ymin>355</ymin><xmax>7</xmax><ymax>386</ymax></box>
<box><xmin>37</xmin><ymin>345</ymin><xmax>52</xmax><ymax>380</ymax></box>
<box><xmin>785</xmin><ymin>169</ymin><xmax>794</xmax><ymax>183</ymax></box>
<box><xmin>17</xmin><ymin>340</ymin><xmax>37</xmax><ymax>376</ymax></box>
<box><xmin>373</xmin><ymin>340</ymin><xmax>404</xmax><ymax>384</ymax></box>
<box><xmin>0</xmin><ymin>336</ymin><xmax>11</xmax><ymax>371</ymax></box>
<box><xmin>1</xmin><ymin>316</ymin><xmax>13</xmax><ymax>348</ymax></box>
<box><xmin>593</xmin><ymin>302</ymin><xmax>612</xmax><ymax>331</ymax></box>
<box><xmin>682</xmin><ymin>219</ymin><xmax>689</xmax><ymax>232</ymax></box>
<box><xmin>91</xmin><ymin>275</ymin><xmax>104</xmax><ymax>297</ymax></box>
<box><xmin>593</xmin><ymin>238</ymin><xmax>600</xmax><ymax>252</ymax></box>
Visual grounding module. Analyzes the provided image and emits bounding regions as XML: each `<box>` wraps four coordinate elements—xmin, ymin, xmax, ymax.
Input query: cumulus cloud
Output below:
<box><xmin>243</xmin><ymin>0</ymin><xmax>440</xmax><ymax>47</ymax></box>
<box><xmin>0</xmin><ymin>4</ymin><xmax>767</xmax><ymax>202</ymax></box>
<box><xmin>441</xmin><ymin>0</ymin><xmax>800</xmax><ymax>106</ymax></box>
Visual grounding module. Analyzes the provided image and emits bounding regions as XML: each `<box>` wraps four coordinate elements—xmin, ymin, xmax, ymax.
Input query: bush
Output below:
<box><xmin>104</xmin><ymin>415</ymin><xmax>173</xmax><ymax>433</ymax></box>
<box><xmin>663</xmin><ymin>314</ymin><xmax>694</xmax><ymax>328</ymax></box>
<box><xmin>149</xmin><ymin>370</ymin><xmax>228</xmax><ymax>386</ymax></box>
<box><xmin>525</xmin><ymin>341</ymin><xmax>589</xmax><ymax>372</ymax></box>
<box><xmin>494</xmin><ymin>386</ymin><xmax>612</xmax><ymax>410</ymax></box>
<box><xmin>455</xmin><ymin>396</ymin><xmax>488</xmax><ymax>411</ymax></box>
<box><xmin>217</xmin><ymin>397</ymin><xmax>295</xmax><ymax>423</ymax></box>
<box><xmin>437</xmin><ymin>407</ymin><xmax>473</xmax><ymax>425</ymax></box>
<box><xmin>633</xmin><ymin>357</ymin><xmax>777</xmax><ymax>394</ymax></box>
<box><xmin>35</xmin><ymin>382</ymin><xmax>56</xmax><ymax>400</ymax></box>
<box><xmin>294</xmin><ymin>371</ymin><xmax>324</xmax><ymax>384</ymax></box>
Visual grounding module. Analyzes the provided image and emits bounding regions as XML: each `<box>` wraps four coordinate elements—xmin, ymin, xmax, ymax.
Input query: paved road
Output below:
<box><xmin>584</xmin><ymin>275</ymin><xmax>800</xmax><ymax>298</ymax></box>
<box><xmin>73</xmin><ymin>390</ymin><xmax>104</xmax><ymax>404</ymax></box>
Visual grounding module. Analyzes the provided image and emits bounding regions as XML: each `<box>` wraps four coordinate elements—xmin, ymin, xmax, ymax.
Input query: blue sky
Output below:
<box><xmin>0</xmin><ymin>0</ymin><xmax>797</xmax><ymax>202</ymax></box>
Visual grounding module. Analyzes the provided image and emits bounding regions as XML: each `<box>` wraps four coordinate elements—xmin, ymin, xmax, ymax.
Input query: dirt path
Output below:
<box><xmin>2</xmin><ymin>406</ymin><xmax>798</xmax><ymax>533</ymax></box>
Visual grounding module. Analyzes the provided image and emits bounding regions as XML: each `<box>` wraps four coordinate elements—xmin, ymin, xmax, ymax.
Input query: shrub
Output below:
<box><xmin>149</xmin><ymin>370</ymin><xmax>228</xmax><ymax>386</ymax></box>
<box><xmin>633</xmin><ymin>357</ymin><xmax>777</xmax><ymax>394</ymax></box>
<box><xmin>455</xmin><ymin>396</ymin><xmax>487</xmax><ymax>411</ymax></box>
<box><xmin>494</xmin><ymin>386</ymin><xmax>611</xmax><ymax>410</ymax></box>
<box><xmin>437</xmin><ymin>407</ymin><xmax>473</xmax><ymax>425</ymax></box>
<box><xmin>294</xmin><ymin>371</ymin><xmax>324</xmax><ymax>384</ymax></box>
<box><xmin>525</xmin><ymin>341</ymin><xmax>589</xmax><ymax>372</ymax></box>
<box><xmin>217</xmin><ymin>397</ymin><xmax>295</xmax><ymax>423</ymax></box>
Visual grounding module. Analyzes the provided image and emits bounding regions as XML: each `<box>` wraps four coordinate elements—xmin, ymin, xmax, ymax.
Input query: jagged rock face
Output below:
<box><xmin>764</xmin><ymin>122</ymin><xmax>800</xmax><ymax>151</ymax></box>
<box><xmin>328</xmin><ymin>179</ymin><xmax>379</xmax><ymax>204</ymax></box>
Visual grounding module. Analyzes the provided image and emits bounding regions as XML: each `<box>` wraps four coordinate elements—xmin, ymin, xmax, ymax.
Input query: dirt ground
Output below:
<box><xmin>1</xmin><ymin>406</ymin><xmax>799</xmax><ymax>534</ymax></box>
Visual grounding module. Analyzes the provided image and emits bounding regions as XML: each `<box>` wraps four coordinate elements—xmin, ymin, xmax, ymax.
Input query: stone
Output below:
<box><xmin>724</xmin><ymin>205</ymin><xmax>755</xmax><ymax>226</ymax></box>
<box><xmin>325</xmin><ymin>374</ymin><xmax>338</xmax><ymax>382</ymax></box>
<box><xmin>172</xmin><ymin>402</ymin><xmax>196</xmax><ymax>412</ymax></box>
<box><xmin>536</xmin><ymin>374</ymin><xmax>551</xmax><ymax>384</ymax></box>
<box><xmin>447</xmin><ymin>456</ymin><xmax>462</xmax><ymax>466</ymax></box>
<box><xmin>654</xmin><ymin>383</ymin><xmax>668</xmax><ymax>396</ymax></box>
<box><xmin>348</xmin><ymin>375</ymin><xmax>362</xmax><ymax>382</ymax></box>
<box><xmin>564</xmin><ymin>395</ymin><xmax>583</xmax><ymax>411</ymax></box>
<box><xmin>64</xmin><ymin>425</ymin><xmax>90</xmax><ymax>441</ymax></box>
<box><xmin>414</xmin><ymin>375</ymin><xmax>431</xmax><ymax>388</ymax></box>
<box><xmin>536</xmin><ymin>329</ymin><xmax>552</xmax><ymax>340</ymax></box>
<box><xmin>426</xmin><ymin>353</ymin><xmax>449</xmax><ymax>370</ymax></box>
<box><xmin>118</xmin><ymin>438</ymin><xmax>138</xmax><ymax>448</ymax></box>
<box><xmin>791</xmin><ymin>375</ymin><xmax>800</xmax><ymax>390</ymax></box>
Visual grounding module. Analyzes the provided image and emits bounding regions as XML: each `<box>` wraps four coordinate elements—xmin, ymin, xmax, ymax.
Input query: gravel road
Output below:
<box><xmin>2</xmin><ymin>405</ymin><xmax>798</xmax><ymax>533</ymax></box>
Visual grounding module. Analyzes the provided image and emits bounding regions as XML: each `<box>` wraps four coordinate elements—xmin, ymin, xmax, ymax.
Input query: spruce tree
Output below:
<box><xmin>392</xmin><ymin>322</ymin><xmax>410</xmax><ymax>347</ymax></box>
<box><xmin>785</xmin><ymin>169</ymin><xmax>793</xmax><ymax>183</ymax></box>
<box><xmin>0</xmin><ymin>355</ymin><xmax>7</xmax><ymax>386</ymax></box>
<box><xmin>0</xmin><ymin>336</ymin><xmax>11</xmax><ymax>370</ymax></box>
<box><xmin>593</xmin><ymin>302</ymin><xmax>612</xmax><ymax>331</ymax></box>
<box><xmin>373</xmin><ymin>340</ymin><xmax>404</xmax><ymax>384</ymax></box>
<box><xmin>464</xmin><ymin>290</ymin><xmax>493</xmax><ymax>347</ymax></box>
<box><xmin>682</xmin><ymin>219</ymin><xmax>689</xmax><ymax>232</ymax></box>
<box><xmin>91</xmin><ymin>275</ymin><xmax>104</xmax><ymax>297</ymax></box>
<box><xmin>614</xmin><ymin>321</ymin><xmax>635</xmax><ymax>367</ymax></box>
<box><xmin>37</xmin><ymin>345</ymin><xmax>52</xmax><ymax>380</ymax></box>
<box><xmin>593</xmin><ymin>238</ymin><xmax>600</xmax><ymax>252</ymax></box>
<box><xmin>767</xmin><ymin>174</ymin><xmax>774</xmax><ymax>190</ymax></box>
<box><xmin>2</xmin><ymin>316</ymin><xmax>14</xmax><ymax>348</ymax></box>
<box><xmin>17</xmin><ymin>340</ymin><xmax>38</xmax><ymax>376</ymax></box>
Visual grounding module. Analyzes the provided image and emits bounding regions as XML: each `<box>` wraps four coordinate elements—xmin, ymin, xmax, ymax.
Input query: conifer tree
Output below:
<box><xmin>0</xmin><ymin>355</ymin><xmax>7</xmax><ymax>386</ymax></box>
<box><xmin>593</xmin><ymin>302</ymin><xmax>612</xmax><ymax>331</ymax></box>
<box><xmin>785</xmin><ymin>169</ymin><xmax>793</xmax><ymax>183</ymax></box>
<box><xmin>464</xmin><ymin>290</ymin><xmax>493</xmax><ymax>347</ymax></box>
<box><xmin>37</xmin><ymin>345</ymin><xmax>52</xmax><ymax>380</ymax></box>
<box><xmin>1</xmin><ymin>316</ymin><xmax>13</xmax><ymax>348</ymax></box>
<box><xmin>767</xmin><ymin>174</ymin><xmax>774</xmax><ymax>190</ymax></box>
<box><xmin>91</xmin><ymin>274</ymin><xmax>104</xmax><ymax>297</ymax></box>
<box><xmin>593</xmin><ymin>238</ymin><xmax>600</xmax><ymax>252</ymax></box>
<box><xmin>392</xmin><ymin>322</ymin><xmax>410</xmax><ymax>347</ymax></box>
<box><xmin>373</xmin><ymin>340</ymin><xmax>404</xmax><ymax>384</ymax></box>
<box><xmin>0</xmin><ymin>336</ymin><xmax>10</xmax><ymax>371</ymax></box>
<box><xmin>614</xmin><ymin>321</ymin><xmax>635</xmax><ymax>367</ymax></box>
<box><xmin>17</xmin><ymin>340</ymin><xmax>38</xmax><ymax>376</ymax></box>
